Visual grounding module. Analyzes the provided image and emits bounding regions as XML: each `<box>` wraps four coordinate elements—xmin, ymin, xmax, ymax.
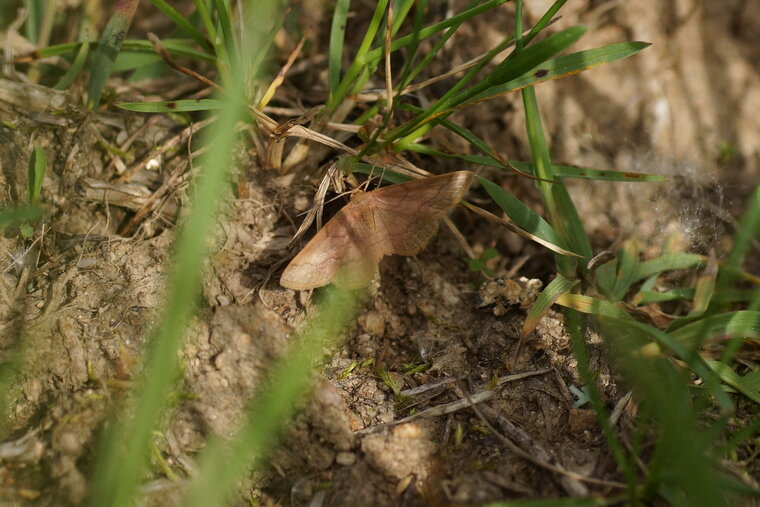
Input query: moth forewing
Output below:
<box><xmin>280</xmin><ymin>171</ymin><xmax>474</xmax><ymax>290</ymax></box>
<box><xmin>372</xmin><ymin>171</ymin><xmax>474</xmax><ymax>215</ymax></box>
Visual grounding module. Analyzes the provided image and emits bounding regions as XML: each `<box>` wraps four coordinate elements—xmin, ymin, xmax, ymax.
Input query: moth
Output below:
<box><xmin>280</xmin><ymin>171</ymin><xmax>474</xmax><ymax>290</ymax></box>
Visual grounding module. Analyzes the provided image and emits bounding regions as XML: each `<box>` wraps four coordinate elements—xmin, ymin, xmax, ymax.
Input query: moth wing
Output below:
<box><xmin>368</xmin><ymin>171</ymin><xmax>473</xmax><ymax>255</ymax></box>
<box><xmin>280</xmin><ymin>203</ymin><xmax>382</xmax><ymax>290</ymax></box>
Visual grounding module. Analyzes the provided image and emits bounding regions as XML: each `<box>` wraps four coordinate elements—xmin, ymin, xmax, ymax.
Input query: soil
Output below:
<box><xmin>0</xmin><ymin>0</ymin><xmax>758</xmax><ymax>505</ymax></box>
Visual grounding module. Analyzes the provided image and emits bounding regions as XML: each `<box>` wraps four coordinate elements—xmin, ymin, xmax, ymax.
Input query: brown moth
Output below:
<box><xmin>280</xmin><ymin>171</ymin><xmax>474</xmax><ymax>290</ymax></box>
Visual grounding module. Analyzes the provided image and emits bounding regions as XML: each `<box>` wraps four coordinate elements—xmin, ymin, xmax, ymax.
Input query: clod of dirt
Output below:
<box><xmin>182</xmin><ymin>303</ymin><xmax>292</xmax><ymax>438</ymax></box>
<box><xmin>478</xmin><ymin>277</ymin><xmax>543</xmax><ymax>315</ymax></box>
<box><xmin>360</xmin><ymin>422</ymin><xmax>437</xmax><ymax>483</ymax></box>
<box><xmin>358</xmin><ymin>310</ymin><xmax>386</xmax><ymax>337</ymax></box>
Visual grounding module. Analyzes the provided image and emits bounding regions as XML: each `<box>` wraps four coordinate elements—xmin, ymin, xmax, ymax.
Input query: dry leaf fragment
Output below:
<box><xmin>280</xmin><ymin>171</ymin><xmax>474</xmax><ymax>290</ymax></box>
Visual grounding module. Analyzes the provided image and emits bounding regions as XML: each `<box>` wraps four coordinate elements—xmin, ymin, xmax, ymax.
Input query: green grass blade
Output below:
<box><xmin>326</xmin><ymin>0</ymin><xmax>389</xmax><ymax>111</ymax></box>
<box><xmin>27</xmin><ymin>147</ymin><xmax>46</xmax><ymax>205</ymax></box>
<box><xmin>213</xmin><ymin>0</ymin><xmax>237</xmax><ymax>64</ymax></box>
<box><xmin>521</xmin><ymin>274</ymin><xmax>579</xmax><ymax>340</ymax></box>
<box><xmin>87</xmin><ymin>99</ymin><xmax>246</xmax><ymax>504</ymax></box>
<box><xmin>116</xmin><ymin>99</ymin><xmax>224</xmax><ymax>112</ymax></box>
<box><xmin>148</xmin><ymin>0</ymin><xmax>211</xmax><ymax>52</ymax></box>
<box><xmin>556</xmin><ymin>293</ymin><xmax>634</xmax><ymax>320</ymax></box>
<box><xmin>455</xmin><ymin>26</ymin><xmax>587</xmax><ymax>107</ymax></box>
<box><xmin>634</xmin><ymin>288</ymin><xmax>695</xmax><ymax>304</ymax></box>
<box><xmin>521</xmin><ymin>84</ymin><xmax>584</xmax><ymax>275</ymax></box>
<box><xmin>509</xmin><ymin>160</ymin><xmax>665</xmax><ymax>182</ymax></box>
<box><xmin>611</xmin><ymin>240</ymin><xmax>640</xmax><ymax>300</ymax></box>
<box><xmin>53</xmin><ymin>39</ymin><xmax>90</xmax><ymax>90</ymax></box>
<box><xmin>634</xmin><ymin>253</ymin><xmax>704</xmax><ymax>282</ymax></box>
<box><xmin>0</xmin><ymin>205</ymin><xmax>44</xmax><ymax>226</ymax></box>
<box><xmin>594</xmin><ymin>256</ymin><xmax>617</xmax><ymax>297</ymax></box>
<box><xmin>25</xmin><ymin>0</ymin><xmax>44</xmax><ymax>43</ymax></box>
<box><xmin>667</xmin><ymin>311</ymin><xmax>760</xmax><ymax>347</ymax></box>
<box><xmin>477</xmin><ymin>176</ymin><xmax>569</xmax><ymax>251</ymax></box>
<box><xmin>567</xmin><ymin>310</ymin><xmax>638</xmax><ymax>498</ymax></box>
<box><xmin>112</xmin><ymin>51</ymin><xmax>166</xmax><ymax>72</ymax></box>
<box><xmin>464</xmin><ymin>41</ymin><xmax>651</xmax><ymax>106</ymax></box>
<box><xmin>192</xmin><ymin>0</ymin><xmax>217</xmax><ymax>44</ymax></box>
<box><xmin>85</xmin><ymin>0</ymin><xmax>282</xmax><ymax>500</ymax></box>
<box><xmin>489</xmin><ymin>26</ymin><xmax>586</xmax><ymax>85</ymax></box>
<box><xmin>184</xmin><ymin>288</ymin><xmax>358</xmax><ymax>506</ymax></box>
<box><xmin>87</xmin><ymin>0</ymin><xmax>139</xmax><ymax>109</ymax></box>
<box><xmin>704</xmin><ymin>360</ymin><xmax>760</xmax><ymax>404</ymax></box>
<box><xmin>609</xmin><ymin>318</ymin><xmax>734</xmax><ymax>410</ymax></box>
<box><xmin>328</xmin><ymin>0</ymin><xmax>351</xmax><ymax>95</ymax></box>
<box><xmin>551</xmin><ymin>183</ymin><xmax>594</xmax><ymax>262</ymax></box>
<box><xmin>600</xmin><ymin>316</ymin><xmax>732</xmax><ymax>504</ymax></box>
<box><xmin>23</xmin><ymin>38</ymin><xmax>215</xmax><ymax>63</ymax></box>
<box><xmin>513</xmin><ymin>13</ymin><xmax>587</xmax><ymax>277</ymax></box>
<box><xmin>405</xmin><ymin>126</ymin><xmax>663</xmax><ymax>183</ymax></box>
<box><xmin>685</xmin><ymin>256</ymin><xmax>719</xmax><ymax>318</ymax></box>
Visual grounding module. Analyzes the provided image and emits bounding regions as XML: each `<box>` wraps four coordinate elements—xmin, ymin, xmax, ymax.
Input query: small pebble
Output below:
<box><xmin>360</xmin><ymin>311</ymin><xmax>385</xmax><ymax>337</ymax></box>
<box><xmin>335</xmin><ymin>452</ymin><xmax>356</xmax><ymax>466</ymax></box>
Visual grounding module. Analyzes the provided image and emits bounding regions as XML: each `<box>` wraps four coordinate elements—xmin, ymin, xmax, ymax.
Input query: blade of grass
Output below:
<box><xmin>686</xmin><ymin>255</ymin><xmax>719</xmax><ymax>317</ymax></box>
<box><xmin>634</xmin><ymin>253</ymin><xmax>704</xmax><ymax>282</ymax></box>
<box><xmin>513</xmin><ymin>8</ymin><xmax>590</xmax><ymax>276</ymax></box>
<box><xmin>477</xmin><ymin>176</ymin><xmax>570</xmax><ymax>251</ymax></box>
<box><xmin>608</xmin><ymin>318</ymin><xmax>734</xmax><ymax>410</ymax></box>
<box><xmin>604</xmin><ymin>314</ymin><xmax>732</xmax><ymax>505</ymax></box>
<box><xmin>520</xmin><ymin>274</ymin><xmax>579</xmax><ymax>348</ymax></box>
<box><xmin>191</xmin><ymin>0</ymin><xmax>217</xmax><ymax>45</ymax></box>
<box><xmin>556</xmin><ymin>293</ymin><xmax>634</xmax><ymax>320</ymax></box>
<box><xmin>509</xmin><ymin>160</ymin><xmax>664</xmax><ymax>182</ymax></box>
<box><xmin>328</xmin><ymin>0</ymin><xmax>351</xmax><ymax>96</ymax></box>
<box><xmin>404</xmin><ymin>140</ymin><xmax>664</xmax><ymax>183</ymax></box>
<box><xmin>87</xmin><ymin>0</ymin><xmax>139</xmax><ymax>109</ymax></box>
<box><xmin>611</xmin><ymin>240</ymin><xmax>640</xmax><ymax>300</ymax></box>
<box><xmin>667</xmin><ymin>310</ymin><xmax>760</xmax><ymax>346</ymax></box>
<box><xmin>633</xmin><ymin>288</ymin><xmax>695</xmax><ymax>304</ymax></box>
<box><xmin>463</xmin><ymin>41</ymin><xmax>651</xmax><ymax>107</ymax></box>
<box><xmin>53</xmin><ymin>38</ymin><xmax>90</xmax><ymax>90</ymax></box>
<box><xmin>27</xmin><ymin>147</ymin><xmax>46</xmax><ymax>205</ymax></box>
<box><xmin>25</xmin><ymin>0</ymin><xmax>44</xmax><ymax>43</ymax></box>
<box><xmin>213</xmin><ymin>0</ymin><xmax>237</xmax><ymax>65</ymax></box>
<box><xmin>86</xmin><ymin>2</ymin><xmax>281</xmax><ymax>503</ymax></box>
<box><xmin>704</xmin><ymin>360</ymin><xmax>760</xmax><ymax>404</ymax></box>
<box><xmin>116</xmin><ymin>99</ymin><xmax>224</xmax><ymax>113</ymax></box>
<box><xmin>148</xmin><ymin>0</ymin><xmax>211</xmax><ymax>52</ymax></box>
<box><xmin>522</xmin><ymin>82</ymin><xmax>585</xmax><ymax>276</ymax></box>
<box><xmin>567</xmin><ymin>309</ymin><xmax>638</xmax><ymax>501</ymax></box>
<box><xmin>0</xmin><ymin>205</ymin><xmax>44</xmax><ymax>226</ymax></box>
<box><xmin>326</xmin><ymin>0</ymin><xmax>389</xmax><ymax>112</ymax></box>
<box><xmin>20</xmin><ymin>38</ymin><xmax>214</xmax><ymax>63</ymax></box>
